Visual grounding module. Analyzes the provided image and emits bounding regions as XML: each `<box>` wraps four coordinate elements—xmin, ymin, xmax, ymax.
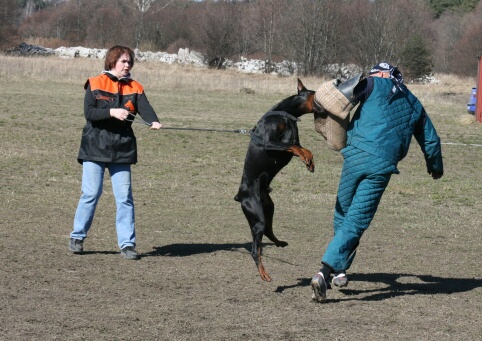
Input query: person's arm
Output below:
<box><xmin>137</xmin><ymin>91</ymin><xmax>162</xmax><ymax>130</ymax></box>
<box><xmin>414</xmin><ymin>109</ymin><xmax>444</xmax><ymax>179</ymax></box>
<box><xmin>84</xmin><ymin>83</ymin><xmax>111</xmax><ymax>121</ymax></box>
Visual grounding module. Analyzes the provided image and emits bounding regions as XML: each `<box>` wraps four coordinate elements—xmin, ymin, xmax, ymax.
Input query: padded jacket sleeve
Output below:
<box><xmin>413</xmin><ymin>109</ymin><xmax>443</xmax><ymax>173</ymax></box>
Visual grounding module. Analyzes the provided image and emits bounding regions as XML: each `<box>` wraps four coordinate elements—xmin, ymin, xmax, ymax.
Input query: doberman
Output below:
<box><xmin>234</xmin><ymin>79</ymin><xmax>324</xmax><ymax>282</ymax></box>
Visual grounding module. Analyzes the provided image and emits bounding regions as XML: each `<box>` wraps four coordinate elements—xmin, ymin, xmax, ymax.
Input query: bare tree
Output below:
<box><xmin>451</xmin><ymin>2</ymin><xmax>482</xmax><ymax>76</ymax></box>
<box><xmin>193</xmin><ymin>1</ymin><xmax>241</xmax><ymax>68</ymax></box>
<box><xmin>132</xmin><ymin>0</ymin><xmax>157</xmax><ymax>12</ymax></box>
<box><xmin>86</xmin><ymin>4</ymin><xmax>132</xmax><ymax>48</ymax></box>
<box><xmin>140</xmin><ymin>1</ymin><xmax>194</xmax><ymax>52</ymax></box>
<box><xmin>343</xmin><ymin>0</ymin><xmax>398</xmax><ymax>70</ymax></box>
<box><xmin>234</xmin><ymin>2</ymin><xmax>259</xmax><ymax>58</ymax></box>
<box><xmin>431</xmin><ymin>11</ymin><xmax>465</xmax><ymax>73</ymax></box>
<box><xmin>342</xmin><ymin>0</ymin><xmax>434</xmax><ymax>72</ymax></box>
<box><xmin>0</xmin><ymin>0</ymin><xmax>21</xmax><ymax>49</ymax></box>
<box><xmin>388</xmin><ymin>1</ymin><xmax>434</xmax><ymax>77</ymax></box>
<box><xmin>124</xmin><ymin>0</ymin><xmax>176</xmax><ymax>49</ymax></box>
<box><xmin>249</xmin><ymin>0</ymin><xmax>287</xmax><ymax>73</ymax></box>
<box><xmin>8</xmin><ymin>0</ymin><xmax>482</xmax><ymax>77</ymax></box>
<box><xmin>281</xmin><ymin>0</ymin><xmax>342</xmax><ymax>76</ymax></box>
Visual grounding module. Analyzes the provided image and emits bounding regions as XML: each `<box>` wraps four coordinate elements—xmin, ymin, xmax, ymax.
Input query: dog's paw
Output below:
<box><xmin>275</xmin><ymin>241</ymin><xmax>288</xmax><ymax>247</ymax></box>
<box><xmin>306</xmin><ymin>162</ymin><xmax>315</xmax><ymax>172</ymax></box>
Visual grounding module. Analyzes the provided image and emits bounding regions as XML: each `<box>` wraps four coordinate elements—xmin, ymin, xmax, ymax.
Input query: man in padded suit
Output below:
<box><xmin>311</xmin><ymin>62</ymin><xmax>444</xmax><ymax>303</ymax></box>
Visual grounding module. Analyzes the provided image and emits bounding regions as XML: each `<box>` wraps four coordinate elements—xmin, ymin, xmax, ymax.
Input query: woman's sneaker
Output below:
<box><xmin>311</xmin><ymin>272</ymin><xmax>328</xmax><ymax>303</ymax></box>
<box><xmin>121</xmin><ymin>246</ymin><xmax>139</xmax><ymax>260</ymax></box>
<box><xmin>69</xmin><ymin>238</ymin><xmax>84</xmax><ymax>253</ymax></box>
<box><xmin>332</xmin><ymin>273</ymin><xmax>348</xmax><ymax>287</ymax></box>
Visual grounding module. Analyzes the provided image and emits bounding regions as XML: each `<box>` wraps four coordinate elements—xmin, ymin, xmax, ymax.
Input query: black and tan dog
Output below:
<box><xmin>234</xmin><ymin>79</ymin><xmax>324</xmax><ymax>282</ymax></box>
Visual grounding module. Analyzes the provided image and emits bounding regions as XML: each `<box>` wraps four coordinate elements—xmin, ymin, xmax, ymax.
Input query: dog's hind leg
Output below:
<box><xmin>240</xmin><ymin>195</ymin><xmax>272</xmax><ymax>282</ymax></box>
<box><xmin>251</xmin><ymin>222</ymin><xmax>271</xmax><ymax>282</ymax></box>
<box><xmin>261</xmin><ymin>191</ymin><xmax>288</xmax><ymax>248</ymax></box>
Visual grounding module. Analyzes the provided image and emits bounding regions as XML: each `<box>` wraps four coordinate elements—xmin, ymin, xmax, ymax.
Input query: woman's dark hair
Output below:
<box><xmin>104</xmin><ymin>45</ymin><xmax>135</xmax><ymax>70</ymax></box>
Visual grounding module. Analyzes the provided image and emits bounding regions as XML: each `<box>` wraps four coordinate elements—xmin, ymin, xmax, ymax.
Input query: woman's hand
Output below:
<box><xmin>150</xmin><ymin>122</ymin><xmax>162</xmax><ymax>130</ymax></box>
<box><xmin>110</xmin><ymin>108</ymin><xmax>130</xmax><ymax>121</ymax></box>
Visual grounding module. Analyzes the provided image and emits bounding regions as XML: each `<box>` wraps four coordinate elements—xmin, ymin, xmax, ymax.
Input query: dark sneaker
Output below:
<box><xmin>69</xmin><ymin>238</ymin><xmax>84</xmax><ymax>253</ymax></box>
<box><xmin>311</xmin><ymin>272</ymin><xmax>328</xmax><ymax>303</ymax></box>
<box><xmin>121</xmin><ymin>246</ymin><xmax>139</xmax><ymax>260</ymax></box>
<box><xmin>332</xmin><ymin>273</ymin><xmax>348</xmax><ymax>288</ymax></box>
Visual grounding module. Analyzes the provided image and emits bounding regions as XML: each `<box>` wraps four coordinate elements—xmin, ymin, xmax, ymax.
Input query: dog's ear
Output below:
<box><xmin>297</xmin><ymin>78</ymin><xmax>307</xmax><ymax>93</ymax></box>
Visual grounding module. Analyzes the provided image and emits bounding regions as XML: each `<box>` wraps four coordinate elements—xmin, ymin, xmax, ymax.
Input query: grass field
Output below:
<box><xmin>0</xmin><ymin>55</ymin><xmax>481</xmax><ymax>340</ymax></box>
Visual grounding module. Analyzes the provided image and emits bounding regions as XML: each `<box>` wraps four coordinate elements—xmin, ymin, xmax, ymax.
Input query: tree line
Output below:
<box><xmin>1</xmin><ymin>0</ymin><xmax>481</xmax><ymax>79</ymax></box>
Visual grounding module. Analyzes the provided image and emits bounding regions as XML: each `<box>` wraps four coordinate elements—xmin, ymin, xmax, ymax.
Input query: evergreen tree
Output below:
<box><xmin>429</xmin><ymin>0</ymin><xmax>479</xmax><ymax>18</ymax></box>
<box><xmin>400</xmin><ymin>35</ymin><xmax>433</xmax><ymax>80</ymax></box>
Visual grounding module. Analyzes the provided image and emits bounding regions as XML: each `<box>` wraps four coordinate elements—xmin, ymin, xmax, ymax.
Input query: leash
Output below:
<box><xmin>162</xmin><ymin>127</ymin><xmax>250</xmax><ymax>134</ymax></box>
<box><xmin>441</xmin><ymin>142</ymin><xmax>482</xmax><ymax>147</ymax></box>
<box><xmin>126</xmin><ymin>114</ymin><xmax>482</xmax><ymax>145</ymax></box>
<box><xmin>125</xmin><ymin>113</ymin><xmax>250</xmax><ymax>134</ymax></box>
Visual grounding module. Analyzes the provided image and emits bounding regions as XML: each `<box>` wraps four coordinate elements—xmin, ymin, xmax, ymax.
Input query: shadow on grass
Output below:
<box><xmin>142</xmin><ymin>242</ymin><xmax>252</xmax><ymax>257</ymax></box>
<box><xmin>275</xmin><ymin>278</ymin><xmax>312</xmax><ymax>293</ymax></box>
<box><xmin>73</xmin><ymin>251</ymin><xmax>119</xmax><ymax>255</ymax></box>
<box><xmin>141</xmin><ymin>243</ymin><xmax>482</xmax><ymax>302</ymax></box>
<box><xmin>338</xmin><ymin>273</ymin><xmax>482</xmax><ymax>301</ymax></box>
<box><xmin>275</xmin><ymin>273</ymin><xmax>482</xmax><ymax>302</ymax></box>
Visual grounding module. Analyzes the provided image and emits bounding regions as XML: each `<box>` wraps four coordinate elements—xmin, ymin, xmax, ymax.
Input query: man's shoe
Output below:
<box><xmin>69</xmin><ymin>238</ymin><xmax>84</xmax><ymax>253</ymax></box>
<box><xmin>311</xmin><ymin>272</ymin><xmax>328</xmax><ymax>303</ymax></box>
<box><xmin>121</xmin><ymin>246</ymin><xmax>139</xmax><ymax>260</ymax></box>
<box><xmin>332</xmin><ymin>273</ymin><xmax>348</xmax><ymax>288</ymax></box>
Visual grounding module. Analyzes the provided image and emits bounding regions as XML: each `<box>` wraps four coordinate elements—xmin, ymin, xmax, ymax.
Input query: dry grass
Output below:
<box><xmin>0</xmin><ymin>55</ymin><xmax>481</xmax><ymax>341</ymax></box>
<box><xmin>0</xmin><ymin>54</ymin><xmax>324</xmax><ymax>95</ymax></box>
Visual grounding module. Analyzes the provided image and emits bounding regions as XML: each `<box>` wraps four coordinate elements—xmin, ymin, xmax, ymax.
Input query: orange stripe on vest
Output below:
<box><xmin>87</xmin><ymin>74</ymin><xmax>144</xmax><ymax>95</ymax></box>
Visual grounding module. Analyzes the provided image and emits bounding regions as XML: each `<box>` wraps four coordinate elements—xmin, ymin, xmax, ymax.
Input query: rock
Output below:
<box><xmin>8</xmin><ymin>43</ymin><xmax>402</xmax><ymax>81</ymax></box>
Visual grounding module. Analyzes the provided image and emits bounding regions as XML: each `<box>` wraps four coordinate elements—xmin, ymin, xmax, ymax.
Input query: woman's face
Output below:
<box><xmin>111</xmin><ymin>52</ymin><xmax>132</xmax><ymax>78</ymax></box>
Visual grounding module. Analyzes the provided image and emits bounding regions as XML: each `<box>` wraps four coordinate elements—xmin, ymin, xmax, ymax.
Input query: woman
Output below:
<box><xmin>69</xmin><ymin>45</ymin><xmax>162</xmax><ymax>260</ymax></box>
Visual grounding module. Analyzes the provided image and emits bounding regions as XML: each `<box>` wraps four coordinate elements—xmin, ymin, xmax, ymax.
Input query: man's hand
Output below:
<box><xmin>428</xmin><ymin>170</ymin><xmax>443</xmax><ymax>180</ymax></box>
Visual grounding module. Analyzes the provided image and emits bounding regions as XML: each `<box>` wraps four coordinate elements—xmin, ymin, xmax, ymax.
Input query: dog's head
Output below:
<box><xmin>295</xmin><ymin>78</ymin><xmax>326</xmax><ymax>116</ymax></box>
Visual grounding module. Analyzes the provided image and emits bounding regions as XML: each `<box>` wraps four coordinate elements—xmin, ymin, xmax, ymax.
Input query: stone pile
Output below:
<box><xmin>6</xmin><ymin>42</ymin><xmax>55</xmax><ymax>56</ymax></box>
<box><xmin>6</xmin><ymin>43</ymin><xmax>362</xmax><ymax>79</ymax></box>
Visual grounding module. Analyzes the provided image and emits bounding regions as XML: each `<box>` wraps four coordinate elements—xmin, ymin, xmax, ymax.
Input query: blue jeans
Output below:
<box><xmin>71</xmin><ymin>161</ymin><xmax>135</xmax><ymax>249</ymax></box>
<box><xmin>321</xmin><ymin>146</ymin><xmax>397</xmax><ymax>272</ymax></box>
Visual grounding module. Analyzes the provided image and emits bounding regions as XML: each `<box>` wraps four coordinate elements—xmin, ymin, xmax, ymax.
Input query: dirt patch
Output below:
<box><xmin>1</xmin><ymin>69</ymin><xmax>481</xmax><ymax>340</ymax></box>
